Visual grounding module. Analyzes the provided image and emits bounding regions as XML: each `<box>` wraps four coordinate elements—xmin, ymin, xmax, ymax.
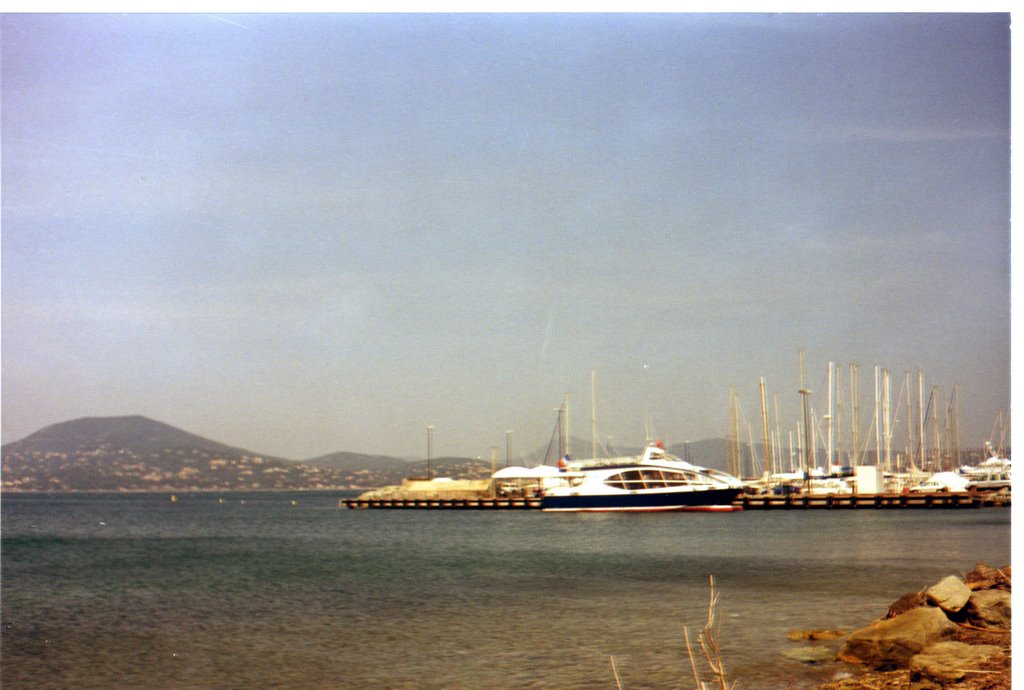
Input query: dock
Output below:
<box><xmin>343</xmin><ymin>496</ymin><xmax>542</xmax><ymax>509</ymax></box>
<box><xmin>342</xmin><ymin>491</ymin><xmax>1007</xmax><ymax>510</ymax></box>
<box><xmin>735</xmin><ymin>491</ymin><xmax>1006</xmax><ymax>510</ymax></box>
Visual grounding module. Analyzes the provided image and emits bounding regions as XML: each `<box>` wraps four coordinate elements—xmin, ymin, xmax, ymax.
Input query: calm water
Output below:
<box><xmin>1</xmin><ymin>492</ymin><xmax>1010</xmax><ymax>689</ymax></box>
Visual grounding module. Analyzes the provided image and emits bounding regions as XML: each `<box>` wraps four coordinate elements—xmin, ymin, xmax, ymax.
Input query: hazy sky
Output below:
<box><xmin>1</xmin><ymin>13</ymin><xmax>1011</xmax><ymax>461</ymax></box>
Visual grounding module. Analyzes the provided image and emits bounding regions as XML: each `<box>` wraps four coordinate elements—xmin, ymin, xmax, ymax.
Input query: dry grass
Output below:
<box><xmin>683</xmin><ymin>575</ymin><xmax>735</xmax><ymax>690</ymax></box>
<box><xmin>610</xmin><ymin>575</ymin><xmax>735</xmax><ymax>690</ymax></box>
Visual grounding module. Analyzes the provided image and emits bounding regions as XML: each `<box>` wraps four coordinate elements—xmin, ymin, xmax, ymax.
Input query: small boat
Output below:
<box><xmin>539</xmin><ymin>443</ymin><xmax>744</xmax><ymax>512</ymax></box>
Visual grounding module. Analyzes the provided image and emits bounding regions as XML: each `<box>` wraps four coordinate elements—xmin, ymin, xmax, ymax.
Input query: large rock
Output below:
<box><xmin>925</xmin><ymin>575</ymin><xmax>971</xmax><ymax>613</ymax></box>
<box><xmin>964</xmin><ymin>562</ymin><xmax>1011</xmax><ymax>590</ymax></box>
<box><xmin>909</xmin><ymin>640</ymin><xmax>1003</xmax><ymax>682</ymax></box>
<box><xmin>964</xmin><ymin>589</ymin><xmax>1011</xmax><ymax>629</ymax></box>
<box><xmin>837</xmin><ymin>607</ymin><xmax>956</xmax><ymax>668</ymax></box>
<box><xmin>886</xmin><ymin>591</ymin><xmax>925</xmax><ymax>618</ymax></box>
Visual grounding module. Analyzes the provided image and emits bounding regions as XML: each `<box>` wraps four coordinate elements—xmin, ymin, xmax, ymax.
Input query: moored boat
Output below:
<box><xmin>960</xmin><ymin>456</ymin><xmax>1011</xmax><ymax>492</ymax></box>
<box><xmin>539</xmin><ymin>443</ymin><xmax>744</xmax><ymax>512</ymax></box>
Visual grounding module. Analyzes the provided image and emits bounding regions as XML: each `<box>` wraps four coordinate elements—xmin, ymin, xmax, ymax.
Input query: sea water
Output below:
<box><xmin>1</xmin><ymin>492</ymin><xmax>1010</xmax><ymax>689</ymax></box>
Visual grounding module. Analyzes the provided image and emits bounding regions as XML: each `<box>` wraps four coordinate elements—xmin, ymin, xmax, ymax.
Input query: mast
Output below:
<box><xmin>905</xmin><ymin>371</ymin><xmax>918</xmax><ymax>473</ymax></box>
<box><xmin>427</xmin><ymin>425</ymin><xmax>435</xmax><ymax>480</ymax></box>
<box><xmin>850</xmin><ymin>363</ymin><xmax>861</xmax><ymax>468</ymax></box>
<box><xmin>799</xmin><ymin>349</ymin><xmax>813</xmax><ymax>475</ymax></box>
<box><xmin>773</xmin><ymin>393</ymin><xmax>782</xmax><ymax>473</ymax></box>
<box><xmin>950</xmin><ymin>385</ymin><xmax>961</xmax><ymax>467</ymax></box>
<box><xmin>921</xmin><ymin>368</ymin><xmax>929</xmax><ymax>470</ymax></box>
<box><xmin>943</xmin><ymin>386</ymin><xmax>961</xmax><ymax>469</ymax></box>
<box><xmin>590</xmin><ymin>369</ymin><xmax>597</xmax><ymax>460</ymax></box>
<box><xmin>563</xmin><ymin>394</ymin><xmax>571</xmax><ymax>459</ymax></box>
<box><xmin>826</xmin><ymin>361</ymin><xmax>834</xmax><ymax>471</ymax></box>
<box><xmin>760</xmin><ymin>376</ymin><xmax>772</xmax><ymax>476</ymax></box>
<box><xmin>874</xmin><ymin>366</ymin><xmax>881</xmax><ymax>467</ymax></box>
<box><xmin>797</xmin><ymin>420</ymin><xmax>804</xmax><ymax>473</ymax></box>
<box><xmin>728</xmin><ymin>386</ymin><xmax>741</xmax><ymax>478</ymax></box>
<box><xmin>835</xmin><ymin>365</ymin><xmax>843</xmax><ymax>467</ymax></box>
<box><xmin>883</xmin><ymin>369</ymin><xmax>892</xmax><ymax>471</ymax></box>
<box><xmin>506</xmin><ymin>430</ymin><xmax>512</xmax><ymax>468</ymax></box>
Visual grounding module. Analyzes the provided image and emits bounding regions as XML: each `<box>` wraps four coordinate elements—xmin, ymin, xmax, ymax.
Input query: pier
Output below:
<box><xmin>342</xmin><ymin>491</ymin><xmax>1007</xmax><ymax>510</ymax></box>
<box><xmin>343</xmin><ymin>496</ymin><xmax>542</xmax><ymax>509</ymax></box>
<box><xmin>735</xmin><ymin>491</ymin><xmax>1006</xmax><ymax>510</ymax></box>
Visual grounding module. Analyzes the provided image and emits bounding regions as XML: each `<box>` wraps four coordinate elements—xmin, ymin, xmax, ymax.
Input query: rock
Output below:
<box><xmin>886</xmin><ymin>591</ymin><xmax>925</xmax><ymax>618</ymax></box>
<box><xmin>837</xmin><ymin>607</ymin><xmax>956</xmax><ymax>669</ymax></box>
<box><xmin>786</xmin><ymin>628</ymin><xmax>846</xmax><ymax>641</ymax></box>
<box><xmin>782</xmin><ymin>646</ymin><xmax>836</xmax><ymax>664</ymax></box>
<box><xmin>964</xmin><ymin>562</ymin><xmax>1011</xmax><ymax>590</ymax></box>
<box><xmin>964</xmin><ymin>589</ymin><xmax>1011</xmax><ymax>629</ymax></box>
<box><xmin>925</xmin><ymin>575</ymin><xmax>971</xmax><ymax>613</ymax></box>
<box><xmin>908</xmin><ymin>640</ymin><xmax>1003</xmax><ymax>682</ymax></box>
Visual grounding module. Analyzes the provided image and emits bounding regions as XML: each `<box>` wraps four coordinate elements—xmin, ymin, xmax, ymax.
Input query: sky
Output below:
<box><xmin>1</xmin><ymin>13</ymin><xmax>1011</xmax><ymax>461</ymax></box>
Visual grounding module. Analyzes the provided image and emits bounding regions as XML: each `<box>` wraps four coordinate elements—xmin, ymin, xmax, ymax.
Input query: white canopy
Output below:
<box><xmin>491</xmin><ymin>465</ymin><xmax>562</xmax><ymax>479</ymax></box>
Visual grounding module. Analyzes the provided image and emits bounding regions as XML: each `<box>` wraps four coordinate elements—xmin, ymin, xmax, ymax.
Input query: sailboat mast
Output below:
<box><xmin>950</xmin><ymin>385</ymin><xmax>961</xmax><ymax>467</ymax></box>
<box><xmin>727</xmin><ymin>386</ymin><xmax>739</xmax><ymax>477</ymax></box>
<box><xmin>850</xmin><ymin>363</ymin><xmax>861</xmax><ymax>468</ymax></box>
<box><xmin>826</xmin><ymin>361</ymin><xmax>834</xmax><ymax>471</ymax></box>
<box><xmin>917</xmin><ymin>369</ymin><xmax>925</xmax><ymax>471</ymax></box>
<box><xmin>799</xmin><ymin>349</ymin><xmax>813</xmax><ymax>475</ymax></box>
<box><xmin>835</xmin><ymin>365</ymin><xmax>843</xmax><ymax>467</ymax></box>
<box><xmin>874</xmin><ymin>366</ymin><xmax>881</xmax><ymax>467</ymax></box>
<box><xmin>883</xmin><ymin>369</ymin><xmax>892</xmax><ymax>471</ymax></box>
<box><xmin>760</xmin><ymin>376</ymin><xmax>772</xmax><ymax>476</ymax></box>
<box><xmin>773</xmin><ymin>393</ymin><xmax>782</xmax><ymax>474</ymax></box>
<box><xmin>564</xmin><ymin>394</ymin><xmax>571</xmax><ymax>459</ymax></box>
<box><xmin>427</xmin><ymin>425</ymin><xmax>435</xmax><ymax>480</ymax></box>
<box><xmin>590</xmin><ymin>370</ymin><xmax>597</xmax><ymax>460</ymax></box>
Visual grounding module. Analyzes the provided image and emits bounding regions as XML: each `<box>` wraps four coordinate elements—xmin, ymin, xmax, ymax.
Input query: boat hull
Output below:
<box><xmin>540</xmin><ymin>487</ymin><xmax>743</xmax><ymax>513</ymax></box>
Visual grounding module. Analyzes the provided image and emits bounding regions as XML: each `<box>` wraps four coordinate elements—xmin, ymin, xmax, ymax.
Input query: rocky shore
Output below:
<box><xmin>808</xmin><ymin>563</ymin><xmax>1011</xmax><ymax>689</ymax></box>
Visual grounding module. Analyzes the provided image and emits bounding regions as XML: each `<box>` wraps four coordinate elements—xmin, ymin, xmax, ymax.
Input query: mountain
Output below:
<box><xmin>304</xmin><ymin>451</ymin><xmax>411</xmax><ymax>472</ymax></box>
<box><xmin>2</xmin><ymin>415</ymin><xmax>275</xmax><ymax>459</ymax></box>
<box><xmin>0</xmin><ymin>416</ymin><xmax>498</xmax><ymax>492</ymax></box>
<box><xmin>1</xmin><ymin>416</ymin><xmax>362</xmax><ymax>492</ymax></box>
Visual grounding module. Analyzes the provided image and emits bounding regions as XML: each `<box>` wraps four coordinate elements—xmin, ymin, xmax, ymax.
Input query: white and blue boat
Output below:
<box><xmin>539</xmin><ymin>443</ymin><xmax>744</xmax><ymax>512</ymax></box>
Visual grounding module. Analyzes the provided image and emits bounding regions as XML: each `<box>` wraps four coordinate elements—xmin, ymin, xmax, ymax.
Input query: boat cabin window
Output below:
<box><xmin>641</xmin><ymin>469</ymin><xmax>666</xmax><ymax>489</ymax></box>
<box><xmin>605</xmin><ymin>469</ymin><xmax>644</xmax><ymax>490</ymax></box>
<box><xmin>661</xmin><ymin>470</ymin><xmax>697</xmax><ymax>485</ymax></box>
<box><xmin>604</xmin><ymin>469</ymin><xmax>700</xmax><ymax>490</ymax></box>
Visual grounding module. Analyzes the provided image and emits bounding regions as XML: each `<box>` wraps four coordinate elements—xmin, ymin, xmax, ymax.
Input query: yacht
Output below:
<box><xmin>960</xmin><ymin>457</ymin><xmax>1011</xmax><ymax>492</ymax></box>
<box><xmin>539</xmin><ymin>443</ymin><xmax>744</xmax><ymax>512</ymax></box>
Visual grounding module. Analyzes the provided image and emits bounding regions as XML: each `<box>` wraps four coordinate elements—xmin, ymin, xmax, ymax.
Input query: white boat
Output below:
<box><xmin>539</xmin><ymin>443</ymin><xmax>744</xmax><ymax>512</ymax></box>
<box><xmin>959</xmin><ymin>457</ymin><xmax>1011</xmax><ymax>492</ymax></box>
